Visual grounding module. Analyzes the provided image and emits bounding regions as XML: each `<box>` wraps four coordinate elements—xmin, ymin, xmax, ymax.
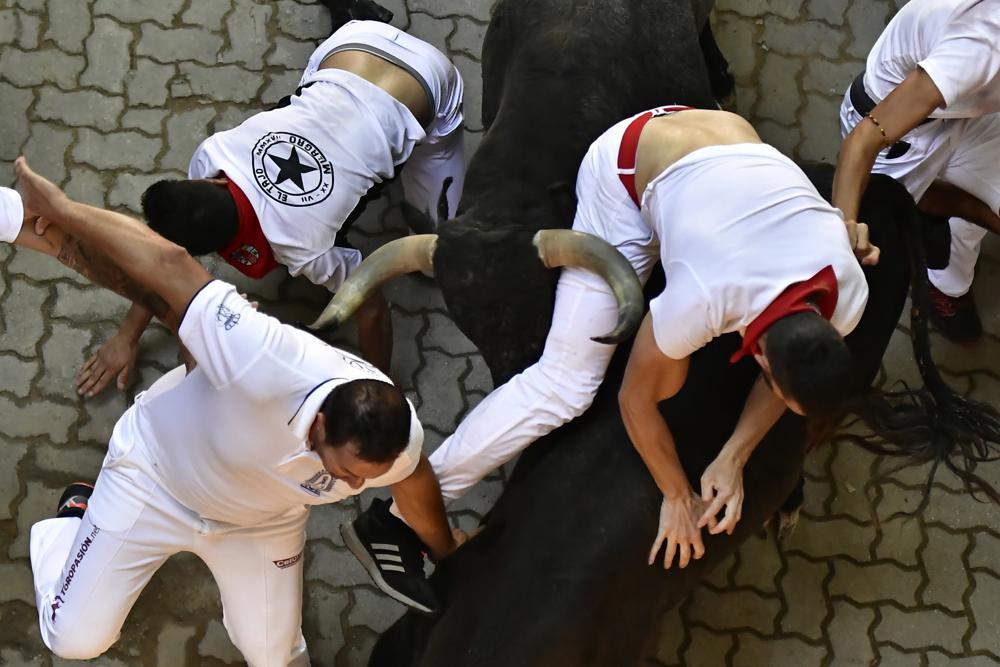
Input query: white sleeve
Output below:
<box><xmin>648</xmin><ymin>262</ymin><xmax>716</xmax><ymax>360</ymax></box>
<box><xmin>292</xmin><ymin>245</ymin><xmax>363</xmax><ymax>292</ymax></box>
<box><xmin>0</xmin><ymin>187</ymin><xmax>24</xmax><ymax>244</ymax></box>
<box><xmin>177</xmin><ymin>280</ymin><xmax>285</xmax><ymax>389</ymax></box>
<box><xmin>918</xmin><ymin>4</ymin><xmax>1000</xmax><ymax>109</ymax></box>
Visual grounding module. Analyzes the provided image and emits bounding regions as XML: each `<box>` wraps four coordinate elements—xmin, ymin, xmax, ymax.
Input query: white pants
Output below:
<box><xmin>306</xmin><ymin>20</ymin><xmax>466</xmax><ymax>221</ymax></box>
<box><xmin>424</xmin><ymin>124</ymin><xmax>658</xmax><ymax>502</ymax></box>
<box><xmin>30</xmin><ymin>446</ymin><xmax>310</xmax><ymax>666</ymax></box>
<box><xmin>840</xmin><ymin>92</ymin><xmax>1000</xmax><ymax>297</ymax></box>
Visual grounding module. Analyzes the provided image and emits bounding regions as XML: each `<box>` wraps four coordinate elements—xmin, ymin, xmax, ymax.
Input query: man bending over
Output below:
<box><xmin>340</xmin><ymin>108</ymin><xmax>869</xmax><ymax>602</ymax></box>
<box><xmin>17</xmin><ymin>157</ymin><xmax>459</xmax><ymax>666</ymax></box>
<box><xmin>78</xmin><ymin>6</ymin><xmax>465</xmax><ymax>397</ymax></box>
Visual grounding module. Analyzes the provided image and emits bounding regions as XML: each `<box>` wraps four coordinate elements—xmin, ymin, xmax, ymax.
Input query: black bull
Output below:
<box><xmin>370</xmin><ymin>171</ymin><xmax>913</xmax><ymax>667</ymax></box>
<box><xmin>327</xmin><ymin>0</ymin><xmax>996</xmax><ymax>664</ymax></box>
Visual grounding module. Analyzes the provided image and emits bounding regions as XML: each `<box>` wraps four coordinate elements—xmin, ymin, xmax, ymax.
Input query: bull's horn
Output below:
<box><xmin>309</xmin><ymin>234</ymin><xmax>438</xmax><ymax>331</ymax></box>
<box><xmin>533</xmin><ymin>229</ymin><xmax>644</xmax><ymax>344</ymax></box>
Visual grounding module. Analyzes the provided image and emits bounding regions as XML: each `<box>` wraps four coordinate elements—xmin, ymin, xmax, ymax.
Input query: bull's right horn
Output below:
<box><xmin>533</xmin><ymin>229</ymin><xmax>644</xmax><ymax>344</ymax></box>
<box><xmin>309</xmin><ymin>234</ymin><xmax>437</xmax><ymax>331</ymax></box>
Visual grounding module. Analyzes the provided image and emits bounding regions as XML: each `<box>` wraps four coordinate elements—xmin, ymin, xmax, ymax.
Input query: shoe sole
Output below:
<box><xmin>341</xmin><ymin>522</ymin><xmax>437</xmax><ymax>616</ymax></box>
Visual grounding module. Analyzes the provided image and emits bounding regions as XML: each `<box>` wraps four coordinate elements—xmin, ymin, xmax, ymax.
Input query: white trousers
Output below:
<box><xmin>306</xmin><ymin>20</ymin><xmax>466</xmax><ymax>222</ymax></box>
<box><xmin>424</xmin><ymin>123</ymin><xmax>659</xmax><ymax>502</ymax></box>
<box><xmin>840</xmin><ymin>92</ymin><xmax>1000</xmax><ymax>297</ymax></box>
<box><xmin>30</xmin><ymin>447</ymin><xmax>310</xmax><ymax>666</ymax></box>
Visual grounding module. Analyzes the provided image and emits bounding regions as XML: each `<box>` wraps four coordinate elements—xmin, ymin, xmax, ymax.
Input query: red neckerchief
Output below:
<box><xmin>729</xmin><ymin>265</ymin><xmax>839</xmax><ymax>364</ymax></box>
<box><xmin>217</xmin><ymin>177</ymin><xmax>279</xmax><ymax>279</ymax></box>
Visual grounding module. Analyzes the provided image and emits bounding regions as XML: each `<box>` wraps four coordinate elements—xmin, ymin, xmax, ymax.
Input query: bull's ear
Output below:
<box><xmin>547</xmin><ymin>181</ymin><xmax>577</xmax><ymax>221</ymax></box>
<box><xmin>401</xmin><ymin>201</ymin><xmax>436</xmax><ymax>235</ymax></box>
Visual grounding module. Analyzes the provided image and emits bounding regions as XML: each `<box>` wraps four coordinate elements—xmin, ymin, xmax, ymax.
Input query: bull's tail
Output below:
<box><xmin>850</xmin><ymin>208</ymin><xmax>1000</xmax><ymax>508</ymax></box>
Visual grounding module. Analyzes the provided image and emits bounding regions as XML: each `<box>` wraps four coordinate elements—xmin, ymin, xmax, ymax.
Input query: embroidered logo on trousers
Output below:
<box><xmin>273</xmin><ymin>551</ymin><xmax>303</xmax><ymax>569</ymax></box>
<box><xmin>51</xmin><ymin>524</ymin><xmax>101</xmax><ymax>622</ymax></box>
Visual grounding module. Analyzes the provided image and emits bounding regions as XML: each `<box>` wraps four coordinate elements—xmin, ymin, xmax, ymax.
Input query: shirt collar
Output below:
<box><xmin>730</xmin><ymin>265</ymin><xmax>839</xmax><ymax>364</ymax></box>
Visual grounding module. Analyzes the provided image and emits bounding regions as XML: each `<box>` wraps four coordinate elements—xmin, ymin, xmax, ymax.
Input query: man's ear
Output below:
<box><xmin>310</xmin><ymin>411</ymin><xmax>327</xmax><ymax>447</ymax></box>
<box><xmin>547</xmin><ymin>181</ymin><xmax>576</xmax><ymax>220</ymax></box>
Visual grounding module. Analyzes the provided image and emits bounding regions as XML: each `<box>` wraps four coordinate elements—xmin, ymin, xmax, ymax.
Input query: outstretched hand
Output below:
<box><xmin>845</xmin><ymin>218</ymin><xmax>880</xmax><ymax>266</ymax></box>
<box><xmin>14</xmin><ymin>157</ymin><xmax>69</xmax><ymax>221</ymax></box>
<box><xmin>649</xmin><ymin>492</ymin><xmax>711</xmax><ymax>570</ymax></box>
<box><xmin>77</xmin><ymin>334</ymin><xmax>139</xmax><ymax>398</ymax></box>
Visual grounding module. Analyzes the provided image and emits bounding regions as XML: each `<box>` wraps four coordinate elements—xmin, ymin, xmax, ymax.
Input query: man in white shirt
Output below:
<box><xmin>834</xmin><ymin>0</ymin><xmax>1000</xmax><ymax>344</ymax></box>
<box><xmin>15</xmin><ymin>156</ymin><xmax>458</xmax><ymax>666</ymax></box>
<box><xmin>340</xmin><ymin>108</ymin><xmax>869</xmax><ymax>600</ymax></box>
<box><xmin>77</xmin><ymin>13</ymin><xmax>466</xmax><ymax>397</ymax></box>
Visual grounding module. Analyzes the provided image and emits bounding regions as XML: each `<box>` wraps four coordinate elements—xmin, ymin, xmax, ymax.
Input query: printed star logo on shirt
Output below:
<box><xmin>268</xmin><ymin>146</ymin><xmax>318</xmax><ymax>191</ymax></box>
<box><xmin>251</xmin><ymin>132</ymin><xmax>334</xmax><ymax>207</ymax></box>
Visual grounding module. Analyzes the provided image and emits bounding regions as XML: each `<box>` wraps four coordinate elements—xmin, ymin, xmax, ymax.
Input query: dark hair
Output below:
<box><xmin>319</xmin><ymin>379</ymin><xmax>412</xmax><ymax>464</ymax></box>
<box><xmin>764</xmin><ymin>311</ymin><xmax>853</xmax><ymax>418</ymax></box>
<box><xmin>141</xmin><ymin>179</ymin><xmax>238</xmax><ymax>255</ymax></box>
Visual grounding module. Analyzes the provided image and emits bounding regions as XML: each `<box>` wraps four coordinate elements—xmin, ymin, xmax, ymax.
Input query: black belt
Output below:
<box><xmin>849</xmin><ymin>70</ymin><xmax>932</xmax><ymax>125</ymax></box>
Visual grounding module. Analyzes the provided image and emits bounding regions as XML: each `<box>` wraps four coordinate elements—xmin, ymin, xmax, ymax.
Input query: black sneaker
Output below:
<box><xmin>341</xmin><ymin>498</ymin><xmax>441</xmax><ymax>615</ymax></box>
<box><xmin>56</xmin><ymin>482</ymin><xmax>94</xmax><ymax>519</ymax></box>
<box><xmin>928</xmin><ymin>283</ymin><xmax>982</xmax><ymax>345</ymax></box>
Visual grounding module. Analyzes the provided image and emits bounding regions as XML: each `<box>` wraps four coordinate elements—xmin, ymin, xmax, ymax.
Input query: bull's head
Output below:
<box><xmin>310</xmin><ymin>226</ymin><xmax>644</xmax><ymax>383</ymax></box>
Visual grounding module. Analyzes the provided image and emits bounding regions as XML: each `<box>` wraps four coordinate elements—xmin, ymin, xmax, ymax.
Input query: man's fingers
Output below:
<box><xmin>648</xmin><ymin>532</ymin><xmax>666</xmax><ymax>566</ymax></box>
<box><xmin>693</xmin><ymin>536</ymin><xmax>706</xmax><ymax>560</ymax></box>
<box><xmin>863</xmin><ymin>244</ymin><xmax>881</xmax><ymax>266</ymax></box>
<box><xmin>712</xmin><ymin>500</ymin><xmax>742</xmax><ymax>535</ymax></box>
<box><xmin>700</xmin><ymin>480</ymin><xmax>715</xmax><ymax>504</ymax></box>
<box><xmin>698</xmin><ymin>495</ymin><xmax>726</xmax><ymax>528</ymax></box>
<box><xmin>116</xmin><ymin>363</ymin><xmax>134</xmax><ymax>390</ymax></box>
<box><xmin>663</xmin><ymin>538</ymin><xmax>678</xmax><ymax>570</ymax></box>
<box><xmin>78</xmin><ymin>368</ymin><xmax>108</xmax><ymax>397</ymax></box>
<box><xmin>678</xmin><ymin>542</ymin><xmax>691</xmax><ymax>569</ymax></box>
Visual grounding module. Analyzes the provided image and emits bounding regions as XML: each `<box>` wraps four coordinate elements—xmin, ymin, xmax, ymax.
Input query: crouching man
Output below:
<box><xmin>77</xmin><ymin>7</ymin><xmax>466</xmax><ymax>397</ymax></box>
<box><xmin>16</xmin><ymin>157</ymin><xmax>457</xmax><ymax>666</ymax></box>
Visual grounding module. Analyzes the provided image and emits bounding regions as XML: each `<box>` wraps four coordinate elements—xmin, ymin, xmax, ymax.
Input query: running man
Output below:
<box><xmin>834</xmin><ymin>0</ymin><xmax>1000</xmax><ymax>343</ymax></box>
<box><xmin>17</xmin><ymin>157</ymin><xmax>459</xmax><ymax>665</ymax></box>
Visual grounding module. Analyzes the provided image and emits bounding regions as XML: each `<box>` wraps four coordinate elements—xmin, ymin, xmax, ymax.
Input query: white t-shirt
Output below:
<box><xmin>864</xmin><ymin>0</ymin><xmax>1000</xmax><ymax>118</ymax></box>
<box><xmin>189</xmin><ymin>69</ymin><xmax>428</xmax><ymax>291</ymax></box>
<box><xmin>114</xmin><ymin>280</ymin><xmax>422</xmax><ymax>526</ymax></box>
<box><xmin>0</xmin><ymin>187</ymin><xmax>23</xmax><ymax>244</ymax></box>
<box><xmin>643</xmin><ymin>144</ymin><xmax>869</xmax><ymax>360</ymax></box>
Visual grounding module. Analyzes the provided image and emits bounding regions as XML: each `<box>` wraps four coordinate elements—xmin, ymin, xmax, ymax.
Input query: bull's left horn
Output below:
<box><xmin>533</xmin><ymin>229</ymin><xmax>644</xmax><ymax>344</ymax></box>
<box><xmin>309</xmin><ymin>234</ymin><xmax>438</xmax><ymax>331</ymax></box>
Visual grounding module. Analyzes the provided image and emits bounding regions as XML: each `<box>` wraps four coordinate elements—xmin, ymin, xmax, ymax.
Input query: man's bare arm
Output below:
<box><xmin>16</xmin><ymin>157</ymin><xmax>210</xmax><ymax>319</ymax></box>
<box><xmin>919</xmin><ymin>181</ymin><xmax>1000</xmax><ymax>235</ymax></box>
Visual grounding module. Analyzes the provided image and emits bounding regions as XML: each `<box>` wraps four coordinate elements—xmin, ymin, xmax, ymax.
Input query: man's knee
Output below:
<box><xmin>43</xmin><ymin>623</ymin><xmax>115</xmax><ymax>661</ymax></box>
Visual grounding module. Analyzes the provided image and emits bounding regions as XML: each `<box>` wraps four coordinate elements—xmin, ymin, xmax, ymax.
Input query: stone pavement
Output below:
<box><xmin>0</xmin><ymin>0</ymin><xmax>997</xmax><ymax>665</ymax></box>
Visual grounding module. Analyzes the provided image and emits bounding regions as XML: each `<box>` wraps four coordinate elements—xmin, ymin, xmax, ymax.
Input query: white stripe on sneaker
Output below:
<box><xmin>381</xmin><ymin>564</ymin><xmax>405</xmax><ymax>573</ymax></box>
<box><xmin>371</xmin><ymin>543</ymin><xmax>400</xmax><ymax>552</ymax></box>
<box><xmin>375</xmin><ymin>553</ymin><xmax>403</xmax><ymax>563</ymax></box>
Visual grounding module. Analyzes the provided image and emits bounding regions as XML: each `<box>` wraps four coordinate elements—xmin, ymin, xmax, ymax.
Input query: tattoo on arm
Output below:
<box><xmin>57</xmin><ymin>236</ymin><xmax>172</xmax><ymax>322</ymax></box>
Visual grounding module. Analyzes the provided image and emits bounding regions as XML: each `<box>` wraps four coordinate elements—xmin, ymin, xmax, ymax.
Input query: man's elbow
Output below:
<box><xmin>159</xmin><ymin>241</ymin><xmax>198</xmax><ymax>274</ymax></box>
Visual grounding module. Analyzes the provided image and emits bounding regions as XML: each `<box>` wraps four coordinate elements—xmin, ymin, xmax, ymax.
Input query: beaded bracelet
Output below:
<box><xmin>865</xmin><ymin>113</ymin><xmax>890</xmax><ymax>147</ymax></box>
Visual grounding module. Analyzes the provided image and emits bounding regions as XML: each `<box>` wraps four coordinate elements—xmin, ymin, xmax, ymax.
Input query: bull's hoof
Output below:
<box><xmin>777</xmin><ymin>507</ymin><xmax>801</xmax><ymax>541</ymax></box>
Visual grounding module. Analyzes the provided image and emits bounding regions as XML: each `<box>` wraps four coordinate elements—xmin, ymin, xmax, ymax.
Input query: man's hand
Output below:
<box><xmin>15</xmin><ymin>157</ymin><xmax>70</xmax><ymax>220</ymax></box>
<box><xmin>649</xmin><ymin>491</ymin><xmax>709</xmax><ymax>569</ymax></box>
<box><xmin>845</xmin><ymin>218</ymin><xmax>880</xmax><ymax>266</ymax></box>
<box><xmin>698</xmin><ymin>452</ymin><xmax>745</xmax><ymax>536</ymax></box>
<box><xmin>77</xmin><ymin>334</ymin><xmax>139</xmax><ymax>398</ymax></box>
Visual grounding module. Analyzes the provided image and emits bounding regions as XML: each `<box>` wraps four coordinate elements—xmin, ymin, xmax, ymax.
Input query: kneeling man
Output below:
<box><xmin>16</xmin><ymin>158</ymin><xmax>457</xmax><ymax>665</ymax></box>
<box><xmin>341</xmin><ymin>108</ymin><xmax>869</xmax><ymax>601</ymax></box>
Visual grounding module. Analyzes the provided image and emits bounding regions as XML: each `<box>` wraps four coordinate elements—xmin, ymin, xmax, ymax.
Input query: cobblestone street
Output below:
<box><xmin>0</xmin><ymin>0</ymin><xmax>998</xmax><ymax>665</ymax></box>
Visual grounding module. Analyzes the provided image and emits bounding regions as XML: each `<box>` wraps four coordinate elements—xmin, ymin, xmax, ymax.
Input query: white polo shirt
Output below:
<box><xmin>188</xmin><ymin>69</ymin><xmax>427</xmax><ymax>292</ymax></box>
<box><xmin>0</xmin><ymin>187</ymin><xmax>23</xmax><ymax>244</ymax></box>
<box><xmin>114</xmin><ymin>280</ymin><xmax>422</xmax><ymax>526</ymax></box>
<box><xmin>643</xmin><ymin>143</ymin><xmax>869</xmax><ymax>360</ymax></box>
<box><xmin>864</xmin><ymin>0</ymin><xmax>1000</xmax><ymax>118</ymax></box>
